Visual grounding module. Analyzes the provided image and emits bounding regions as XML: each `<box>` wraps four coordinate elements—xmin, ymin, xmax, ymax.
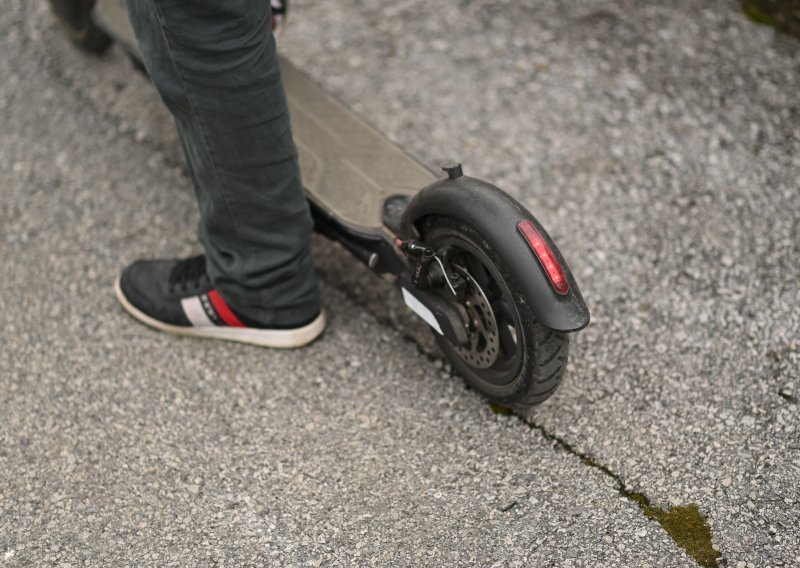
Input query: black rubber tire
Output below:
<box><xmin>420</xmin><ymin>215</ymin><xmax>569</xmax><ymax>410</ymax></box>
<box><xmin>48</xmin><ymin>0</ymin><xmax>112</xmax><ymax>54</ymax></box>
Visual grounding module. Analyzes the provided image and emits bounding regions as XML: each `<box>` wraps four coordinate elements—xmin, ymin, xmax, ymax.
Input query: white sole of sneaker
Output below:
<box><xmin>114</xmin><ymin>277</ymin><xmax>326</xmax><ymax>349</ymax></box>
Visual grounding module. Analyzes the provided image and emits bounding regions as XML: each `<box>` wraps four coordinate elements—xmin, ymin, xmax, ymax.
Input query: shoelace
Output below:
<box><xmin>168</xmin><ymin>255</ymin><xmax>208</xmax><ymax>292</ymax></box>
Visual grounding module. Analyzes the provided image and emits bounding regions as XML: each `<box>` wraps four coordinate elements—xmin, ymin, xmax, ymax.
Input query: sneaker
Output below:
<box><xmin>115</xmin><ymin>255</ymin><xmax>325</xmax><ymax>348</ymax></box>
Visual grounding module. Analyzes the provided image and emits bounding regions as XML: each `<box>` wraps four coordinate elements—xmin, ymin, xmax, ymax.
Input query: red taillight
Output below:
<box><xmin>517</xmin><ymin>220</ymin><xmax>570</xmax><ymax>295</ymax></box>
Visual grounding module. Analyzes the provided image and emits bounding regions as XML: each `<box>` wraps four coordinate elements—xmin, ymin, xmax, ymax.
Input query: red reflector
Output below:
<box><xmin>517</xmin><ymin>220</ymin><xmax>570</xmax><ymax>295</ymax></box>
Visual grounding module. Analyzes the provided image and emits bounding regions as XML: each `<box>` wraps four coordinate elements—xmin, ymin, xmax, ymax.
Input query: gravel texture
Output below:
<box><xmin>2</xmin><ymin>0</ymin><xmax>799</xmax><ymax>566</ymax></box>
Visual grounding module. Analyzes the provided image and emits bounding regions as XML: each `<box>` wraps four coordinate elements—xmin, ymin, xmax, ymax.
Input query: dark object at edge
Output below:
<box><xmin>742</xmin><ymin>0</ymin><xmax>800</xmax><ymax>38</ymax></box>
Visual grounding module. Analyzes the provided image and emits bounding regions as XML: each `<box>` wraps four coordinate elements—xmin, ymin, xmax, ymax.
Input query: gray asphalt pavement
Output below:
<box><xmin>2</xmin><ymin>1</ymin><xmax>799</xmax><ymax>566</ymax></box>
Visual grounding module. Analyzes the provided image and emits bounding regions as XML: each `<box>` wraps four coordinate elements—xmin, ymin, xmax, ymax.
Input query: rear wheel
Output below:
<box><xmin>48</xmin><ymin>0</ymin><xmax>112</xmax><ymax>54</ymax></box>
<box><xmin>420</xmin><ymin>216</ymin><xmax>569</xmax><ymax>410</ymax></box>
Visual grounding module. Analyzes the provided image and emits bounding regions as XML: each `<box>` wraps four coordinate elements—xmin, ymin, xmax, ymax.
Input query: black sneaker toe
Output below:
<box><xmin>119</xmin><ymin>260</ymin><xmax>192</xmax><ymax>326</ymax></box>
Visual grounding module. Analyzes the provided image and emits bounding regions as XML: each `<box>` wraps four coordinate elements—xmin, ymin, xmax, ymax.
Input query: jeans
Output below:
<box><xmin>123</xmin><ymin>0</ymin><xmax>319</xmax><ymax>326</ymax></box>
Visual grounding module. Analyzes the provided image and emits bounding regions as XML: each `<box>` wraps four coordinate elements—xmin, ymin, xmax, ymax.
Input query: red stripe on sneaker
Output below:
<box><xmin>208</xmin><ymin>289</ymin><xmax>245</xmax><ymax>328</ymax></box>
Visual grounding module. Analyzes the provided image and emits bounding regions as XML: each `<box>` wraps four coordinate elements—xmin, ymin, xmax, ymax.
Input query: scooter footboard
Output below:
<box><xmin>400</xmin><ymin>175</ymin><xmax>590</xmax><ymax>333</ymax></box>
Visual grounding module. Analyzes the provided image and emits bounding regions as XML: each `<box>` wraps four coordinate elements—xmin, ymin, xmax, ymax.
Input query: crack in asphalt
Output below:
<box><xmin>512</xmin><ymin>411</ymin><xmax>723</xmax><ymax>568</ymax></box>
<box><xmin>319</xmin><ymin>264</ymin><xmax>727</xmax><ymax>568</ymax></box>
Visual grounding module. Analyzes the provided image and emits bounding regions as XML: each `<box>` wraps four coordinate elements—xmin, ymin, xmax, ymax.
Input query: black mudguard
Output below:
<box><xmin>399</xmin><ymin>176</ymin><xmax>590</xmax><ymax>333</ymax></box>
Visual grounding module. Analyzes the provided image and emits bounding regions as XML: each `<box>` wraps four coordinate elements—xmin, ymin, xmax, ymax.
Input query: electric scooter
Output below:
<box><xmin>47</xmin><ymin>0</ymin><xmax>590</xmax><ymax>409</ymax></box>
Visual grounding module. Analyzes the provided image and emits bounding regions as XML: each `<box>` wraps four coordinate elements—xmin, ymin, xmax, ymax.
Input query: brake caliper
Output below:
<box><xmin>400</xmin><ymin>240</ymin><xmax>466</xmax><ymax>300</ymax></box>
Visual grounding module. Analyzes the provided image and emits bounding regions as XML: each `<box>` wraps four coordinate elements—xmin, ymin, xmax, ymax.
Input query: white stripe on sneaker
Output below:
<box><xmin>181</xmin><ymin>295</ymin><xmax>214</xmax><ymax>327</ymax></box>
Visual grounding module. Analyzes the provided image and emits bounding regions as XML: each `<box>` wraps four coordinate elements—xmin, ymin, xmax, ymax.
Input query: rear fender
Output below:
<box><xmin>400</xmin><ymin>176</ymin><xmax>590</xmax><ymax>332</ymax></box>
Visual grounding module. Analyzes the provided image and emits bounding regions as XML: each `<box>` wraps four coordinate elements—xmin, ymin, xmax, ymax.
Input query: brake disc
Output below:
<box><xmin>452</xmin><ymin>268</ymin><xmax>500</xmax><ymax>369</ymax></box>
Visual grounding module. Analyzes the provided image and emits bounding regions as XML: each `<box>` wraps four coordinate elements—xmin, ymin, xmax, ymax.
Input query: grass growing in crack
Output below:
<box><xmin>495</xmin><ymin>406</ymin><xmax>722</xmax><ymax>567</ymax></box>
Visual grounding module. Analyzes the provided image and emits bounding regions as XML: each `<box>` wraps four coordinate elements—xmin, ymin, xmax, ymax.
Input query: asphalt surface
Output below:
<box><xmin>2</xmin><ymin>1</ymin><xmax>799</xmax><ymax>566</ymax></box>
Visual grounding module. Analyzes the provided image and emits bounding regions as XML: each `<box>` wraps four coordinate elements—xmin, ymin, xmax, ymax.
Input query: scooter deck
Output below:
<box><xmin>281</xmin><ymin>61</ymin><xmax>436</xmax><ymax>231</ymax></box>
<box><xmin>94</xmin><ymin>0</ymin><xmax>437</xmax><ymax>232</ymax></box>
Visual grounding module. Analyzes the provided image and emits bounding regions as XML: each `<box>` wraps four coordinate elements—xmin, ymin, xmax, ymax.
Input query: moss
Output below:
<box><xmin>742</xmin><ymin>0</ymin><xmax>774</xmax><ymax>24</ymax></box>
<box><xmin>620</xmin><ymin>488</ymin><xmax>718</xmax><ymax>566</ymax></box>
<box><xmin>627</xmin><ymin>491</ymin><xmax>650</xmax><ymax>510</ymax></box>
<box><xmin>741</xmin><ymin>0</ymin><xmax>800</xmax><ymax>37</ymax></box>
<box><xmin>489</xmin><ymin>402</ymin><xmax>513</xmax><ymax>415</ymax></box>
<box><xmin>639</xmin><ymin>505</ymin><xmax>719</xmax><ymax>567</ymax></box>
<box><xmin>623</xmin><ymin>497</ymin><xmax>720</xmax><ymax>567</ymax></box>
